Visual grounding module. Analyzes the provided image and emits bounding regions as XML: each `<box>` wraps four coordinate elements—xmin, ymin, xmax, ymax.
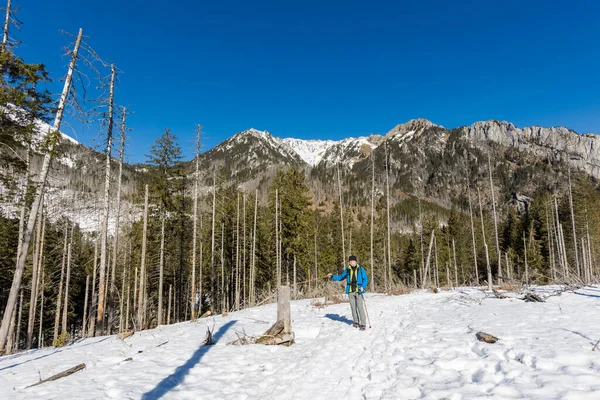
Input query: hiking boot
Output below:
<box><xmin>359</xmin><ymin>325</ymin><xmax>366</xmax><ymax>331</ymax></box>
<box><xmin>352</xmin><ymin>323</ymin><xmax>359</xmax><ymax>328</ymax></box>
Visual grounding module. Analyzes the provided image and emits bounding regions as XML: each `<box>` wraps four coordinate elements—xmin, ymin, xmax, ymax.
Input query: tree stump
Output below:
<box><xmin>258</xmin><ymin>286</ymin><xmax>294</xmax><ymax>346</ymax></box>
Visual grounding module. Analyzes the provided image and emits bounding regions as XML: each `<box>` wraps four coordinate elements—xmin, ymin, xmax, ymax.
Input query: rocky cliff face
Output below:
<box><xmin>459</xmin><ymin>120</ymin><xmax>600</xmax><ymax>178</ymax></box>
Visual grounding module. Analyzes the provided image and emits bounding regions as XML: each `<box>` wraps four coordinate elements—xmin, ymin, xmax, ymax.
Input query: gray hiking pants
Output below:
<box><xmin>348</xmin><ymin>292</ymin><xmax>367</xmax><ymax>325</ymax></box>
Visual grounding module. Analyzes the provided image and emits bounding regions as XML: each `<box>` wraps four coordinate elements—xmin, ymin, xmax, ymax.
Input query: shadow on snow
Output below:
<box><xmin>141</xmin><ymin>320</ymin><xmax>237</xmax><ymax>400</ymax></box>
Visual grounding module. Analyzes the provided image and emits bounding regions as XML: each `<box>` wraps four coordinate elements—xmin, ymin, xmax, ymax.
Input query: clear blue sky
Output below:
<box><xmin>15</xmin><ymin>0</ymin><xmax>600</xmax><ymax>163</ymax></box>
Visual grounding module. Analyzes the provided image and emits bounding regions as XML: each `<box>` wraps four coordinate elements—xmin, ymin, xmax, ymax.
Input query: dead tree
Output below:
<box><xmin>1</xmin><ymin>0</ymin><xmax>11</xmax><ymax>53</ymax></box>
<box><xmin>157</xmin><ymin>217</ymin><xmax>165</xmax><ymax>325</ymax></box>
<box><xmin>96</xmin><ymin>63</ymin><xmax>116</xmax><ymax>335</ymax></box>
<box><xmin>370</xmin><ymin>153</ymin><xmax>376</xmax><ymax>290</ymax></box>
<box><xmin>235</xmin><ymin>192</ymin><xmax>240</xmax><ymax>310</ymax></box>
<box><xmin>337</xmin><ymin>166</ymin><xmax>346</xmax><ymax>269</ymax></box>
<box><xmin>385</xmin><ymin>144</ymin><xmax>392</xmax><ymax>290</ymax></box>
<box><xmin>14</xmin><ymin>290</ymin><xmax>23</xmax><ymax>351</ymax></box>
<box><xmin>523</xmin><ymin>232</ymin><xmax>529</xmax><ymax>284</ymax></box>
<box><xmin>422</xmin><ymin>230</ymin><xmax>435</xmax><ymax>289</ymax></box>
<box><xmin>190</xmin><ymin>124</ymin><xmax>201</xmax><ymax>319</ymax></box>
<box><xmin>220</xmin><ymin>222</ymin><xmax>225</xmax><ymax>312</ymax></box>
<box><xmin>108</xmin><ymin>105</ymin><xmax>127</xmax><ymax>332</ymax></box>
<box><xmin>136</xmin><ymin>185</ymin><xmax>149</xmax><ymax>330</ymax></box>
<box><xmin>26</xmin><ymin>208</ymin><xmax>43</xmax><ymax>349</ymax></box>
<box><xmin>53</xmin><ymin>224</ymin><xmax>68</xmax><ymax>343</ymax></box>
<box><xmin>210</xmin><ymin>175</ymin><xmax>216</xmax><ymax>309</ymax></box>
<box><xmin>568</xmin><ymin>169</ymin><xmax>580</xmax><ymax>278</ymax></box>
<box><xmin>250</xmin><ymin>189</ymin><xmax>258</xmax><ymax>305</ymax></box>
<box><xmin>477</xmin><ymin>187</ymin><xmax>493</xmax><ymax>290</ymax></box>
<box><xmin>0</xmin><ymin>28</ymin><xmax>83</xmax><ymax>353</ymax></box>
<box><xmin>87</xmin><ymin>239</ymin><xmax>98</xmax><ymax>337</ymax></box>
<box><xmin>488</xmin><ymin>156</ymin><xmax>502</xmax><ymax>280</ymax></box>
<box><xmin>37</xmin><ymin>270</ymin><xmax>44</xmax><ymax>347</ymax></box>
<box><xmin>82</xmin><ymin>275</ymin><xmax>90</xmax><ymax>337</ymax></box>
<box><xmin>466</xmin><ymin>170</ymin><xmax>479</xmax><ymax>284</ymax></box>
<box><xmin>61</xmin><ymin>242</ymin><xmax>72</xmax><ymax>335</ymax></box>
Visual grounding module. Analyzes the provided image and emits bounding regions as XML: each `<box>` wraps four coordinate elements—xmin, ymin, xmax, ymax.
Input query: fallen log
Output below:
<box><xmin>117</xmin><ymin>331</ymin><xmax>134</xmax><ymax>340</ymax></box>
<box><xmin>476</xmin><ymin>332</ymin><xmax>499</xmax><ymax>343</ymax></box>
<box><xmin>522</xmin><ymin>293</ymin><xmax>545</xmax><ymax>302</ymax></box>
<box><xmin>27</xmin><ymin>363</ymin><xmax>86</xmax><ymax>388</ymax></box>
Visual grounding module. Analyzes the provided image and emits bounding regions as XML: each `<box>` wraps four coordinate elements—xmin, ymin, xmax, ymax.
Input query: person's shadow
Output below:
<box><xmin>324</xmin><ymin>313</ymin><xmax>354</xmax><ymax>325</ymax></box>
<box><xmin>141</xmin><ymin>320</ymin><xmax>236</xmax><ymax>400</ymax></box>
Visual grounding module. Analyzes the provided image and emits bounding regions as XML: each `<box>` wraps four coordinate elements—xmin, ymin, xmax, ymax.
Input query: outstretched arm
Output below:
<box><xmin>328</xmin><ymin>268</ymin><xmax>348</xmax><ymax>281</ymax></box>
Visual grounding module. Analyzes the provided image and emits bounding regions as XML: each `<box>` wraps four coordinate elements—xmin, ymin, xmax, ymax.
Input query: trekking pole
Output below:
<box><xmin>362</xmin><ymin>294</ymin><xmax>372</xmax><ymax>328</ymax></box>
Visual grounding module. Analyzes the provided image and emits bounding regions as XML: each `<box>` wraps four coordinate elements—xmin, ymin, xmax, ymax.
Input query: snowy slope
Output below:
<box><xmin>2</xmin><ymin>286</ymin><xmax>600</xmax><ymax>399</ymax></box>
<box><xmin>281</xmin><ymin>137</ymin><xmax>338</xmax><ymax>166</ymax></box>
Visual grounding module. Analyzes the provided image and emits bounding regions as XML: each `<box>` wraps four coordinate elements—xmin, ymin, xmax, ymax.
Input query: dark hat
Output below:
<box><xmin>349</xmin><ymin>255</ymin><xmax>357</xmax><ymax>261</ymax></box>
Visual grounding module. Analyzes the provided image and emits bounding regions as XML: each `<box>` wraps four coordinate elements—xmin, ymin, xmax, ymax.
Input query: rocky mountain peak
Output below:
<box><xmin>385</xmin><ymin>118</ymin><xmax>436</xmax><ymax>138</ymax></box>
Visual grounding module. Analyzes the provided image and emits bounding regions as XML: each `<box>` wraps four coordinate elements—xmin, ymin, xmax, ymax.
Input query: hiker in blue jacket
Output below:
<box><xmin>327</xmin><ymin>255</ymin><xmax>369</xmax><ymax>330</ymax></box>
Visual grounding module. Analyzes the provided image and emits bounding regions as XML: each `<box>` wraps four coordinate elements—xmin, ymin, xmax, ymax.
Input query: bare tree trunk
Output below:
<box><xmin>167</xmin><ymin>285</ymin><xmax>172</xmax><ymax>325</ymax></box>
<box><xmin>125</xmin><ymin>270</ymin><xmax>130</xmax><ymax>332</ymax></box>
<box><xmin>419</xmin><ymin>197</ymin><xmax>425</xmax><ymax>288</ymax></box>
<box><xmin>337</xmin><ymin>166</ymin><xmax>346</xmax><ymax>268</ymax></box>
<box><xmin>275</xmin><ymin>189</ymin><xmax>280</xmax><ymax>287</ymax></box>
<box><xmin>488</xmin><ymin>156</ymin><xmax>501</xmax><ymax>281</ymax></box>
<box><xmin>54</xmin><ymin>225</ymin><xmax>68</xmax><ymax>343</ymax></box>
<box><xmin>26</xmin><ymin>208</ymin><xmax>43</xmax><ymax>349</ymax></box>
<box><xmin>250</xmin><ymin>190</ymin><xmax>257</xmax><ymax>306</ymax></box>
<box><xmin>15</xmin><ymin>290</ymin><xmax>23</xmax><ymax>351</ymax></box>
<box><xmin>523</xmin><ymin>232</ymin><xmax>529</xmax><ymax>284</ymax></box>
<box><xmin>61</xmin><ymin>243</ymin><xmax>72</xmax><ymax>335</ymax></box>
<box><xmin>157</xmin><ymin>217</ymin><xmax>165</xmax><ymax>325</ymax></box>
<box><xmin>191</xmin><ymin>125</ymin><xmax>201</xmax><ymax>319</ymax></box>
<box><xmin>119</xmin><ymin>264</ymin><xmax>125</xmax><ymax>333</ymax></box>
<box><xmin>370</xmin><ymin>153</ymin><xmax>376</xmax><ymax>291</ymax></box>
<box><xmin>242</xmin><ymin>193</ymin><xmax>246</xmax><ymax>306</ymax></box>
<box><xmin>586</xmin><ymin>215</ymin><xmax>594</xmax><ymax>281</ymax></box>
<box><xmin>37</xmin><ymin>271</ymin><xmax>44</xmax><ymax>348</ymax></box>
<box><xmin>466</xmin><ymin>173</ymin><xmax>478</xmax><ymax>284</ymax></box>
<box><xmin>235</xmin><ymin>193</ymin><xmax>240</xmax><ymax>310</ymax></box>
<box><xmin>293</xmin><ymin>255</ymin><xmax>297</xmax><ymax>298</ymax></box>
<box><xmin>97</xmin><ymin>64</ymin><xmax>116</xmax><ymax>335</ymax></box>
<box><xmin>314</xmin><ymin>226</ymin><xmax>318</xmax><ymax>289</ymax></box>
<box><xmin>1</xmin><ymin>0</ymin><xmax>11</xmax><ymax>53</ymax></box>
<box><xmin>452</xmin><ymin>239</ymin><xmax>458</xmax><ymax>288</ymax></box>
<box><xmin>553</xmin><ymin>196</ymin><xmax>566</xmax><ymax>277</ymax></box>
<box><xmin>88</xmin><ymin>239</ymin><xmax>98</xmax><ymax>337</ymax></box>
<box><xmin>199</xmin><ymin>213</ymin><xmax>203</xmax><ymax>315</ymax></box>
<box><xmin>108</xmin><ymin>106</ymin><xmax>126</xmax><ymax>333</ymax></box>
<box><xmin>210</xmin><ymin>176</ymin><xmax>216</xmax><ymax>310</ymax></box>
<box><xmin>433</xmin><ymin>233</ymin><xmax>439</xmax><ymax>288</ymax></box>
<box><xmin>505</xmin><ymin>252</ymin><xmax>512</xmax><ymax>280</ymax></box>
<box><xmin>477</xmin><ymin>187</ymin><xmax>493</xmax><ymax>291</ymax></box>
<box><xmin>220</xmin><ymin>223</ymin><xmax>225</xmax><ymax>312</ymax></box>
<box><xmin>385</xmin><ymin>144</ymin><xmax>392</xmax><ymax>290</ymax></box>
<box><xmin>82</xmin><ymin>275</ymin><xmax>89</xmax><ymax>338</ymax></box>
<box><xmin>137</xmin><ymin>185</ymin><xmax>149</xmax><ymax>330</ymax></box>
<box><xmin>568</xmin><ymin>169</ymin><xmax>580</xmax><ymax>278</ymax></box>
<box><xmin>546</xmin><ymin>203</ymin><xmax>556</xmax><ymax>282</ymax></box>
<box><xmin>6</xmin><ymin>303</ymin><xmax>16</xmax><ymax>353</ymax></box>
<box><xmin>132</xmin><ymin>267</ymin><xmax>137</xmax><ymax>325</ymax></box>
<box><xmin>422</xmin><ymin>231</ymin><xmax>435</xmax><ymax>289</ymax></box>
<box><xmin>581</xmin><ymin>237</ymin><xmax>588</xmax><ymax>283</ymax></box>
<box><xmin>0</xmin><ymin>28</ymin><xmax>82</xmax><ymax>351</ymax></box>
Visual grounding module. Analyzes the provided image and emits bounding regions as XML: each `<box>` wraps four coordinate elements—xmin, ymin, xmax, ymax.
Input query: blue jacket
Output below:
<box><xmin>331</xmin><ymin>264</ymin><xmax>369</xmax><ymax>294</ymax></box>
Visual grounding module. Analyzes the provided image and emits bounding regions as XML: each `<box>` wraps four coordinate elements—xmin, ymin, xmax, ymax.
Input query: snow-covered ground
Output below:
<box><xmin>2</xmin><ymin>286</ymin><xmax>600</xmax><ymax>399</ymax></box>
